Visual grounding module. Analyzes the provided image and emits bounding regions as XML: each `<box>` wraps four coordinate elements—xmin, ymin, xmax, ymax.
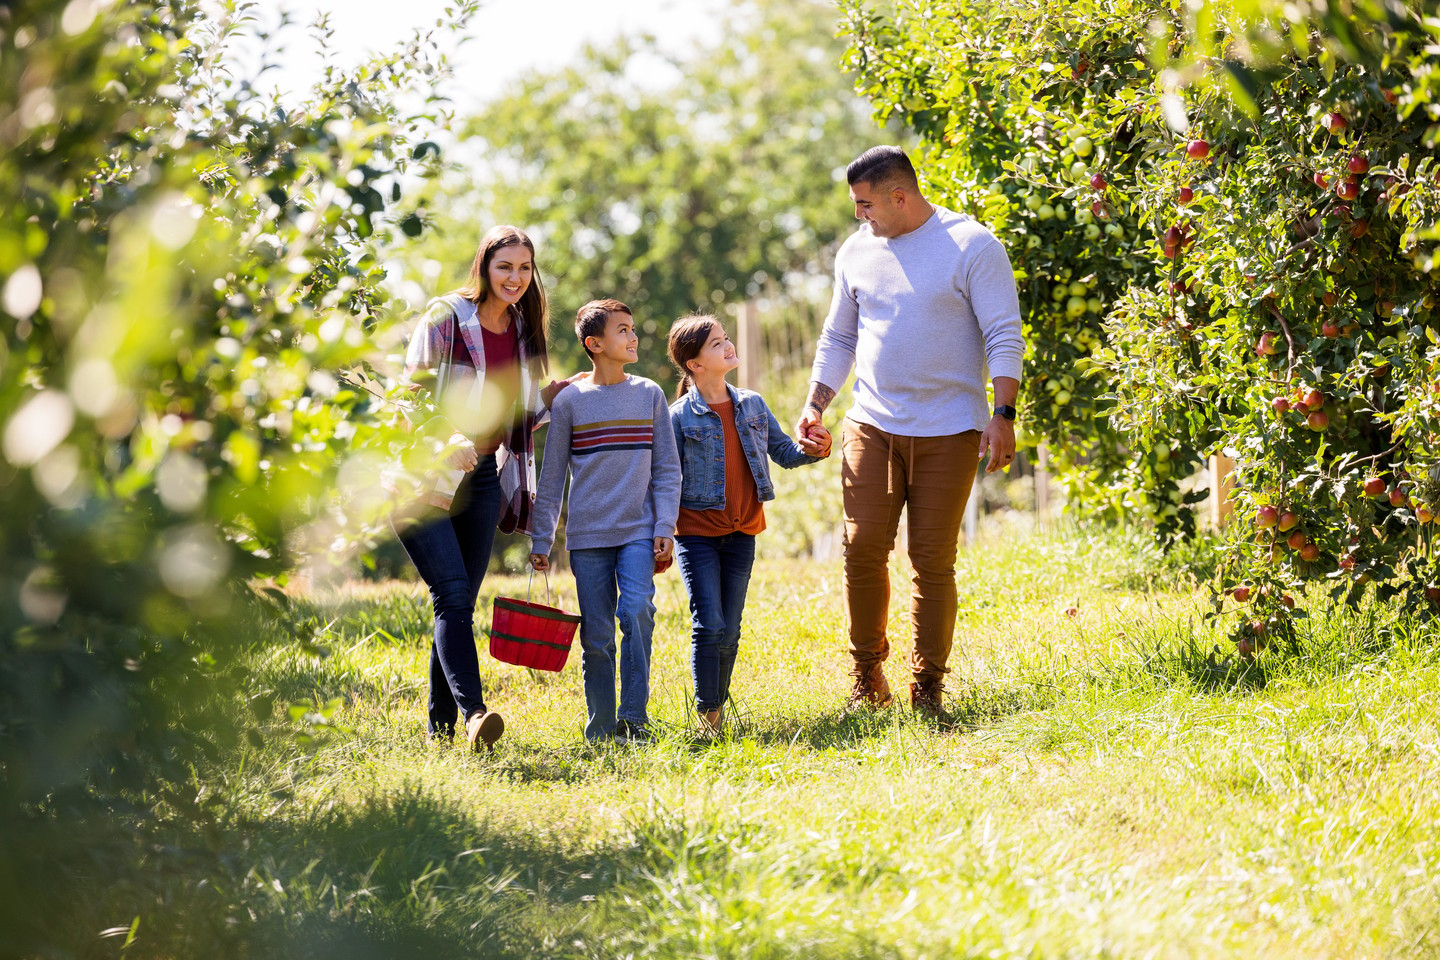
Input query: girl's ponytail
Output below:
<box><xmin>667</xmin><ymin>314</ymin><xmax>718</xmax><ymax>400</ymax></box>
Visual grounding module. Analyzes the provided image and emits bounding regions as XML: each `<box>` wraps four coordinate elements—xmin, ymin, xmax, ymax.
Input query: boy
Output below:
<box><xmin>529</xmin><ymin>299</ymin><xmax>682</xmax><ymax>742</ymax></box>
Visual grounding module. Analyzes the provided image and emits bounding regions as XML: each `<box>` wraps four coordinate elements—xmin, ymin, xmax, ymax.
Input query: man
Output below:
<box><xmin>796</xmin><ymin>145</ymin><xmax>1024</xmax><ymax>717</ymax></box>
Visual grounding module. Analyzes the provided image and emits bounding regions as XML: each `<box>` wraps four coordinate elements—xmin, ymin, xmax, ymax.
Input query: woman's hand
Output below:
<box><xmin>530</xmin><ymin>553</ymin><xmax>550</xmax><ymax>572</ymax></box>
<box><xmin>541</xmin><ymin>370</ymin><xmax>590</xmax><ymax>408</ymax></box>
<box><xmin>445</xmin><ymin>433</ymin><xmax>478</xmax><ymax>472</ymax></box>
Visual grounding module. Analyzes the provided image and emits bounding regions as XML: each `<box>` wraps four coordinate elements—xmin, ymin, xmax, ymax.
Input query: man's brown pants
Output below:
<box><xmin>840</xmin><ymin>417</ymin><xmax>981</xmax><ymax>683</ymax></box>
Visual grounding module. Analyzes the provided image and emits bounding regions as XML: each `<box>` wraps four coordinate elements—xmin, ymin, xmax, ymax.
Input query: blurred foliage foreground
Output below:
<box><xmin>0</xmin><ymin>0</ymin><xmax>492</xmax><ymax>947</ymax></box>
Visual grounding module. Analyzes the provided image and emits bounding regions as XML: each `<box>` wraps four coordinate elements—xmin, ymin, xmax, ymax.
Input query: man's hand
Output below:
<box><xmin>529</xmin><ymin>553</ymin><xmax>549</xmax><ymax>572</ymax></box>
<box><xmin>445</xmin><ymin>433</ymin><xmax>478</xmax><ymax>472</ymax></box>
<box><xmin>804</xmin><ymin>422</ymin><xmax>833</xmax><ymax>458</ymax></box>
<box><xmin>795</xmin><ymin>381</ymin><xmax>836</xmax><ymax>454</ymax></box>
<box><xmin>978</xmin><ymin>415</ymin><xmax>1016</xmax><ymax>473</ymax></box>
<box><xmin>653</xmin><ymin>537</ymin><xmax>674</xmax><ymax>564</ymax></box>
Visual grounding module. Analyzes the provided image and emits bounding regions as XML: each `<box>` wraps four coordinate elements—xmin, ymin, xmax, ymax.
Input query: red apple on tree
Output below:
<box><xmin>1339</xmin><ymin>554</ymin><xmax>1356</xmax><ymax>570</ymax></box>
<box><xmin>1324</xmin><ymin>111</ymin><xmax>1348</xmax><ymax>132</ymax></box>
<box><xmin>1350</xmin><ymin>219</ymin><xmax>1370</xmax><ymax>238</ymax></box>
<box><xmin>1304</xmin><ymin>388</ymin><xmax>1325</xmax><ymax>409</ymax></box>
<box><xmin>1336</xmin><ymin>178</ymin><xmax>1360</xmax><ymax>200</ymax></box>
<box><xmin>1278</xmin><ymin>510</ymin><xmax>1300</xmax><ymax>532</ymax></box>
<box><xmin>1299</xmin><ymin>542</ymin><xmax>1321</xmax><ymax>562</ymax></box>
<box><xmin>1271</xmin><ymin>396</ymin><xmax>1290</xmax><ymax>414</ymax></box>
<box><xmin>1186</xmin><ymin>139</ymin><xmax>1210</xmax><ymax>159</ymax></box>
<box><xmin>1348</xmin><ymin>155</ymin><xmax>1370</xmax><ymax>175</ymax></box>
<box><xmin>1232</xmin><ymin>585</ymin><xmax>1252</xmax><ymax>602</ymax></box>
<box><xmin>1389</xmin><ymin>488</ymin><xmax>1408</xmax><ymax>507</ymax></box>
<box><xmin>1090</xmin><ymin>173</ymin><xmax>1108</xmax><ymax>191</ymax></box>
<box><xmin>1364</xmin><ymin>475</ymin><xmax>1387</xmax><ymax>497</ymax></box>
<box><xmin>1313</xmin><ymin>171</ymin><xmax>1330</xmax><ymax>189</ymax></box>
<box><xmin>1257</xmin><ymin>505</ymin><xmax>1279</xmax><ymax>529</ymax></box>
<box><xmin>1307</xmin><ymin>410</ymin><xmax>1330</xmax><ymax>431</ymax></box>
<box><xmin>1178</xmin><ymin>185</ymin><xmax>1194</xmax><ymax>203</ymax></box>
<box><xmin>1287</xmin><ymin>530</ymin><xmax>1307</xmax><ymax>550</ymax></box>
<box><xmin>1322</xmin><ymin>321</ymin><xmax>1341</xmax><ymax>338</ymax></box>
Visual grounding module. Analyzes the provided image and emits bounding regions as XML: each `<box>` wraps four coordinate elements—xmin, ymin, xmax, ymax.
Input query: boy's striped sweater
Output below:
<box><xmin>529</xmin><ymin>375</ymin><xmax>681</xmax><ymax>555</ymax></box>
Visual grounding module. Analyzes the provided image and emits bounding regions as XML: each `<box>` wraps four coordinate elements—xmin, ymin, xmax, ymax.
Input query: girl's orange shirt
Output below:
<box><xmin>676</xmin><ymin>400</ymin><xmax>766</xmax><ymax>538</ymax></box>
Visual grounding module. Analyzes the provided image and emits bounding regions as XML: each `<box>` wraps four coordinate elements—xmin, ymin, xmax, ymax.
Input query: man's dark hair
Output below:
<box><xmin>846</xmin><ymin>145</ymin><xmax>920</xmax><ymax>192</ymax></box>
<box><xmin>575</xmin><ymin>298</ymin><xmax>632</xmax><ymax>357</ymax></box>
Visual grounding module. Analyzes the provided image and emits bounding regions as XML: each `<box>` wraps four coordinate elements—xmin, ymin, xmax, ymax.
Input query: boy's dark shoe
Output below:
<box><xmin>615</xmin><ymin>719</ymin><xmax>654</xmax><ymax>744</ymax></box>
<box><xmin>909</xmin><ymin>677</ymin><xmax>944</xmax><ymax>719</ymax></box>
<box><xmin>845</xmin><ymin>664</ymin><xmax>893</xmax><ymax>712</ymax></box>
<box><xmin>465</xmin><ymin>709</ymin><xmax>504</xmax><ymax>753</ymax></box>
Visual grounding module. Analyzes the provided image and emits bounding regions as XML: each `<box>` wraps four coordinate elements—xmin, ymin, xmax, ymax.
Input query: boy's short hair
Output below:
<box><xmin>575</xmin><ymin>298</ymin><xmax>632</xmax><ymax>357</ymax></box>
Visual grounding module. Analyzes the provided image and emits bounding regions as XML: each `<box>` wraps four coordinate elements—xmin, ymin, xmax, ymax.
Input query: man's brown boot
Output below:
<box><xmin>845</xmin><ymin>664</ymin><xmax>893</xmax><ymax>711</ymax></box>
<box><xmin>909</xmin><ymin>677</ymin><xmax>943</xmax><ymax>719</ymax></box>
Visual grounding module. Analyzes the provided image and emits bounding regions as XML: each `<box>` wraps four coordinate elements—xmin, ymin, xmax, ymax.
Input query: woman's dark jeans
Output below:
<box><xmin>675</xmin><ymin>533</ymin><xmax>757</xmax><ymax>714</ymax></box>
<box><xmin>394</xmin><ymin>456</ymin><xmax>500</xmax><ymax>738</ymax></box>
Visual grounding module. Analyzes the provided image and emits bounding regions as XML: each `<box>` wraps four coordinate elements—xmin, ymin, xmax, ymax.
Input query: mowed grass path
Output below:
<box><xmin>223</xmin><ymin>522</ymin><xmax>1440</xmax><ymax>958</ymax></box>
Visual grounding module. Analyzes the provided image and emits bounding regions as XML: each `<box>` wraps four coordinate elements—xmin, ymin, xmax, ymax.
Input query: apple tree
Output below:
<box><xmin>1</xmin><ymin>0</ymin><xmax>471</xmax><ymax>940</ymax></box>
<box><xmin>840</xmin><ymin>0</ymin><xmax>1440</xmax><ymax>650</ymax></box>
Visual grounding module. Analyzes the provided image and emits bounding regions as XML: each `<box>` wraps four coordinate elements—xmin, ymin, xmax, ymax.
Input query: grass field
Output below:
<box><xmin>50</xmin><ymin>519</ymin><xmax>1440</xmax><ymax>958</ymax></box>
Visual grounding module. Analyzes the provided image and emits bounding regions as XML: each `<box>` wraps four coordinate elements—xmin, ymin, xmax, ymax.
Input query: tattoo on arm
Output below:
<box><xmin>804</xmin><ymin>382</ymin><xmax>835</xmax><ymax>417</ymax></box>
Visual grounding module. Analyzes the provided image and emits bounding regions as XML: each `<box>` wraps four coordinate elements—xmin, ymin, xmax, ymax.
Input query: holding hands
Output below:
<box><xmin>794</xmin><ymin>411</ymin><xmax>833</xmax><ymax>459</ymax></box>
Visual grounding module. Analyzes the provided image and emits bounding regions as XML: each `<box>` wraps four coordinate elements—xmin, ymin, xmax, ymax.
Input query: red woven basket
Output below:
<box><xmin>488</xmin><ymin>595</ymin><xmax>581</xmax><ymax>672</ymax></box>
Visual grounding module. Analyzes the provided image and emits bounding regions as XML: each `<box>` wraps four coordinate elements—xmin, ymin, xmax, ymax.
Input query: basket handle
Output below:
<box><xmin>527</xmin><ymin>567</ymin><xmax>553</xmax><ymax>607</ymax></box>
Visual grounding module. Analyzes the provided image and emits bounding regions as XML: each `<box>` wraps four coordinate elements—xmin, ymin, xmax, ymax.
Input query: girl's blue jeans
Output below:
<box><xmin>675</xmin><ymin>533</ymin><xmax>757</xmax><ymax>714</ymax></box>
<box><xmin>569</xmin><ymin>539</ymin><xmax>656</xmax><ymax>740</ymax></box>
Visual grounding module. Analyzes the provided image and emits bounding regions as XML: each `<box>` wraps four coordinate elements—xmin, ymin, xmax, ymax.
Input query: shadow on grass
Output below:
<box><xmin>723</xmin><ymin>680</ymin><xmax>1056</xmax><ymax>750</ymax></box>
<box><xmin>5</xmin><ymin>786</ymin><xmax>645</xmax><ymax>960</ymax></box>
<box><xmin>1137</xmin><ymin>638</ymin><xmax>1272</xmax><ymax>693</ymax></box>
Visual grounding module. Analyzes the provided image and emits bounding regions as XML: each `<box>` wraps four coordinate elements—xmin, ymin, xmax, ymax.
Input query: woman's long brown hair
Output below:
<box><xmin>456</xmin><ymin>225</ymin><xmax>549</xmax><ymax>371</ymax></box>
<box><xmin>667</xmin><ymin>314</ymin><xmax>719</xmax><ymax>399</ymax></box>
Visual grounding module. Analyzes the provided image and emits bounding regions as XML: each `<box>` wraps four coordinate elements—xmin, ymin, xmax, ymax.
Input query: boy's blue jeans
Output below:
<box><xmin>569</xmin><ymin>539</ymin><xmax>657</xmax><ymax>740</ymax></box>
<box><xmin>675</xmin><ymin>533</ymin><xmax>756</xmax><ymax>714</ymax></box>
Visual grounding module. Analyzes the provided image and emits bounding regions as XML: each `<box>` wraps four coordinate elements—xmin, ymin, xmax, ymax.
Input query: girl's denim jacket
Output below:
<box><xmin>668</xmin><ymin>384</ymin><xmax>821</xmax><ymax>511</ymax></box>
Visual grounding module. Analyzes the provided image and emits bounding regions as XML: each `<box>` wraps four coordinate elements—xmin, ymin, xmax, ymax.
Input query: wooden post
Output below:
<box><xmin>1035</xmin><ymin>444</ymin><xmax>1050</xmax><ymax>519</ymax></box>
<box><xmin>736</xmin><ymin>299</ymin><xmax>760</xmax><ymax>392</ymax></box>
<box><xmin>963</xmin><ymin>470</ymin><xmax>981</xmax><ymax>545</ymax></box>
<box><xmin>1211</xmin><ymin>453</ymin><xmax>1236</xmax><ymax>527</ymax></box>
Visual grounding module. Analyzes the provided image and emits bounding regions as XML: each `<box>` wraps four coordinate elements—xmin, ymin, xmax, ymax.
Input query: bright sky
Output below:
<box><xmin>271</xmin><ymin>0</ymin><xmax>726</xmax><ymax>109</ymax></box>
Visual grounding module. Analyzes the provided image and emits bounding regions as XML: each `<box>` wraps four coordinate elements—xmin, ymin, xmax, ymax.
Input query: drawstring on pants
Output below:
<box><xmin>884</xmin><ymin>431</ymin><xmax>915</xmax><ymax>496</ymax></box>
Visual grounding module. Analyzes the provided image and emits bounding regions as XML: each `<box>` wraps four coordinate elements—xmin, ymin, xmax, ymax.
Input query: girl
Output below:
<box><xmin>667</xmin><ymin>314</ymin><xmax>832</xmax><ymax>735</ymax></box>
<box><xmin>395</xmin><ymin>225</ymin><xmax>583</xmax><ymax>752</ymax></box>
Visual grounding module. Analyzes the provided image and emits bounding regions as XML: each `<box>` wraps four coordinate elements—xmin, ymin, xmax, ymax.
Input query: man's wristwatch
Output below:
<box><xmin>993</xmin><ymin>405</ymin><xmax>1018</xmax><ymax>421</ymax></box>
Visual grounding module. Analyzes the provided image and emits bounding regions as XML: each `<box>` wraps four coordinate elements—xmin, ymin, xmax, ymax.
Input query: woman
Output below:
<box><xmin>395</xmin><ymin>225</ymin><xmax>580</xmax><ymax>752</ymax></box>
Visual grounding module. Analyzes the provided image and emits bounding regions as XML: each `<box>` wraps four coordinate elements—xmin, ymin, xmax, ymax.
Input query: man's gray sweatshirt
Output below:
<box><xmin>810</xmin><ymin>204</ymin><xmax>1025</xmax><ymax>437</ymax></box>
<box><xmin>529</xmin><ymin>374</ymin><xmax>681</xmax><ymax>556</ymax></box>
